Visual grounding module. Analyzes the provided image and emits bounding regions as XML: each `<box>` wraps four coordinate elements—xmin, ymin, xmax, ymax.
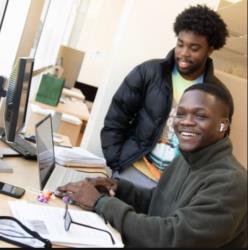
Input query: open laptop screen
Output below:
<box><xmin>35</xmin><ymin>114</ymin><xmax>55</xmax><ymax>190</ymax></box>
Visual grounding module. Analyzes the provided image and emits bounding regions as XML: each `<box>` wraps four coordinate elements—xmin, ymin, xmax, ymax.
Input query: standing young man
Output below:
<box><xmin>100</xmin><ymin>5</ymin><xmax>231</xmax><ymax>186</ymax></box>
<box><xmin>56</xmin><ymin>83</ymin><xmax>247</xmax><ymax>248</ymax></box>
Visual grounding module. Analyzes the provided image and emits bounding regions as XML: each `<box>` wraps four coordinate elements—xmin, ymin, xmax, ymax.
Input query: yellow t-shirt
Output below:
<box><xmin>145</xmin><ymin>66</ymin><xmax>203</xmax><ymax>172</ymax></box>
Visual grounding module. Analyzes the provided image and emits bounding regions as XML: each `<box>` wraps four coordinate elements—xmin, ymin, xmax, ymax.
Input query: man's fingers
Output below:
<box><xmin>57</xmin><ymin>182</ymin><xmax>82</xmax><ymax>193</ymax></box>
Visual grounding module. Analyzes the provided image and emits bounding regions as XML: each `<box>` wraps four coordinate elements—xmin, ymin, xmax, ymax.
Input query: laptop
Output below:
<box><xmin>35</xmin><ymin>114</ymin><xmax>104</xmax><ymax>192</ymax></box>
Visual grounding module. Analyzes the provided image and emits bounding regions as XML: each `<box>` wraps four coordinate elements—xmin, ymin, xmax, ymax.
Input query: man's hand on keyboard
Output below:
<box><xmin>55</xmin><ymin>180</ymin><xmax>104</xmax><ymax>211</ymax></box>
<box><xmin>85</xmin><ymin>177</ymin><xmax>117</xmax><ymax>197</ymax></box>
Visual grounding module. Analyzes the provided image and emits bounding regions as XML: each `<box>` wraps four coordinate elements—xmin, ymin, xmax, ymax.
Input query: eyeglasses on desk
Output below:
<box><xmin>63</xmin><ymin>202</ymin><xmax>115</xmax><ymax>245</ymax></box>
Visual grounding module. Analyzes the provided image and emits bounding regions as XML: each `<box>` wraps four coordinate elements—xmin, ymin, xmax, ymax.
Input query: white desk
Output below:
<box><xmin>32</xmin><ymin>97</ymin><xmax>89</xmax><ymax>122</ymax></box>
<box><xmin>29</xmin><ymin>88</ymin><xmax>89</xmax><ymax>146</ymax></box>
<box><xmin>0</xmin><ymin>140</ymin><xmax>108</xmax><ymax>248</ymax></box>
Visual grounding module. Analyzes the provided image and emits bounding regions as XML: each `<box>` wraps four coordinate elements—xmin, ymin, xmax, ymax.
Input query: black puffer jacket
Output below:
<box><xmin>101</xmin><ymin>49</ymin><xmax>225</xmax><ymax>172</ymax></box>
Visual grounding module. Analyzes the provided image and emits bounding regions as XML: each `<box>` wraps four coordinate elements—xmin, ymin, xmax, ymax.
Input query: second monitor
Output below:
<box><xmin>1</xmin><ymin>57</ymin><xmax>37</xmax><ymax>159</ymax></box>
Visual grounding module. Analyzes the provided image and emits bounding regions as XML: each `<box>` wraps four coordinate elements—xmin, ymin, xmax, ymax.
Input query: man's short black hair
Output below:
<box><xmin>184</xmin><ymin>83</ymin><xmax>234</xmax><ymax>135</ymax></box>
<box><xmin>174</xmin><ymin>4</ymin><xmax>229</xmax><ymax>50</ymax></box>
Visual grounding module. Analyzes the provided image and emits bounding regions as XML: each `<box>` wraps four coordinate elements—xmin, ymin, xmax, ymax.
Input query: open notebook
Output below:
<box><xmin>9</xmin><ymin>201</ymin><xmax>123</xmax><ymax>247</ymax></box>
<box><xmin>35</xmin><ymin>114</ymin><xmax>106</xmax><ymax>192</ymax></box>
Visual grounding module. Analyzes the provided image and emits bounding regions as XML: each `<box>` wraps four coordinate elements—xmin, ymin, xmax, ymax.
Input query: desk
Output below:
<box><xmin>0</xmin><ymin>141</ymin><xmax>108</xmax><ymax>248</ymax></box>
<box><xmin>29</xmin><ymin>88</ymin><xmax>89</xmax><ymax>146</ymax></box>
<box><xmin>0</xmin><ymin>159</ymin><xmax>71</xmax><ymax>248</ymax></box>
<box><xmin>0</xmin><ymin>145</ymin><xmax>42</xmax><ymax>249</ymax></box>
<box><xmin>32</xmin><ymin>95</ymin><xmax>89</xmax><ymax>122</ymax></box>
<box><xmin>0</xmin><ymin>140</ymin><xmax>68</xmax><ymax>215</ymax></box>
<box><xmin>35</xmin><ymin>87</ymin><xmax>89</xmax><ymax>121</ymax></box>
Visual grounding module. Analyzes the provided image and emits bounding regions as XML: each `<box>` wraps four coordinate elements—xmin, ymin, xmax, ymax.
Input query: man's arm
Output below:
<box><xmin>101</xmin><ymin>64</ymin><xmax>145</xmax><ymax>170</ymax></box>
<box><xmin>55</xmin><ymin>177</ymin><xmax>153</xmax><ymax>214</ymax></box>
<box><xmin>94</xmin><ymin>173</ymin><xmax>247</xmax><ymax>248</ymax></box>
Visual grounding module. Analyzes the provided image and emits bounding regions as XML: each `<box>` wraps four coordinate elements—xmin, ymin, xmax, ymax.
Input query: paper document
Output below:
<box><xmin>55</xmin><ymin>146</ymin><xmax>106</xmax><ymax>167</ymax></box>
<box><xmin>9</xmin><ymin>201</ymin><xmax>123</xmax><ymax>248</ymax></box>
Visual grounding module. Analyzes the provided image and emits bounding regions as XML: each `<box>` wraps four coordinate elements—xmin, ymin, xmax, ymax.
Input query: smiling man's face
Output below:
<box><xmin>173</xmin><ymin>89</ymin><xmax>228</xmax><ymax>152</ymax></box>
<box><xmin>174</xmin><ymin>30</ymin><xmax>213</xmax><ymax>81</ymax></box>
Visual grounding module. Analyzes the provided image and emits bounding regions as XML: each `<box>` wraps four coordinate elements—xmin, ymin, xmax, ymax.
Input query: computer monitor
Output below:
<box><xmin>4</xmin><ymin>57</ymin><xmax>34</xmax><ymax>142</ymax></box>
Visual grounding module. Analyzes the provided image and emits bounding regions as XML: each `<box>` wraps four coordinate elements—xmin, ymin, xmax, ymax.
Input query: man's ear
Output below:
<box><xmin>219</xmin><ymin>118</ymin><xmax>230</xmax><ymax>133</ymax></box>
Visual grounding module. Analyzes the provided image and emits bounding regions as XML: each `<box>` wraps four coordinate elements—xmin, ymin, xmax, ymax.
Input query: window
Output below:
<box><xmin>0</xmin><ymin>0</ymin><xmax>8</xmax><ymax>32</ymax></box>
<box><xmin>34</xmin><ymin>0</ymin><xmax>79</xmax><ymax>70</ymax></box>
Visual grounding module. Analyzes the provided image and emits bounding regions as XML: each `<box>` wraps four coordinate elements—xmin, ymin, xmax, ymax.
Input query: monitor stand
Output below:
<box><xmin>0</xmin><ymin>77</ymin><xmax>13</xmax><ymax>172</ymax></box>
<box><xmin>0</xmin><ymin>127</ymin><xmax>5</xmax><ymax>138</ymax></box>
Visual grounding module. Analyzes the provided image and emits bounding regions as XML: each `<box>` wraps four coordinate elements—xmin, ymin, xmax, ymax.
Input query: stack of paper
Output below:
<box><xmin>9</xmin><ymin>201</ymin><xmax>123</xmax><ymax>248</ymax></box>
<box><xmin>54</xmin><ymin>146</ymin><xmax>106</xmax><ymax>168</ymax></box>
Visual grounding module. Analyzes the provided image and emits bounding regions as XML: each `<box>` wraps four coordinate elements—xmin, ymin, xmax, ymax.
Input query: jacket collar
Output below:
<box><xmin>160</xmin><ymin>49</ymin><xmax>175</xmax><ymax>73</ymax></box>
<box><xmin>203</xmin><ymin>57</ymin><xmax>215</xmax><ymax>81</ymax></box>
<box><xmin>180</xmin><ymin>137</ymin><xmax>233</xmax><ymax>169</ymax></box>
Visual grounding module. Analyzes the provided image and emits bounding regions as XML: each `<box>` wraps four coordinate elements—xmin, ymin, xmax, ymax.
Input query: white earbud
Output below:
<box><xmin>220</xmin><ymin>123</ymin><xmax>225</xmax><ymax>132</ymax></box>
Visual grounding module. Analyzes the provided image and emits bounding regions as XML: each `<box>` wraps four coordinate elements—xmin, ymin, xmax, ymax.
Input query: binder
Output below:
<box><xmin>35</xmin><ymin>73</ymin><xmax>64</xmax><ymax>106</ymax></box>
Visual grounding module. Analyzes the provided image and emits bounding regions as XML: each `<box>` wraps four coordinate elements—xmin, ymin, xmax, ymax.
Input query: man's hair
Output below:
<box><xmin>174</xmin><ymin>4</ymin><xmax>229</xmax><ymax>50</ymax></box>
<box><xmin>184</xmin><ymin>83</ymin><xmax>234</xmax><ymax>135</ymax></box>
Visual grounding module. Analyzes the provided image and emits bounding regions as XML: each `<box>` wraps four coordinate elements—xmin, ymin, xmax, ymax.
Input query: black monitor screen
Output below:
<box><xmin>16</xmin><ymin>61</ymin><xmax>33</xmax><ymax>132</ymax></box>
<box><xmin>4</xmin><ymin>57</ymin><xmax>34</xmax><ymax>142</ymax></box>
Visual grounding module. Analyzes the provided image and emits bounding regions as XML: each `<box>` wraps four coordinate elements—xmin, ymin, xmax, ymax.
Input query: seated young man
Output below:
<box><xmin>56</xmin><ymin>83</ymin><xmax>247</xmax><ymax>248</ymax></box>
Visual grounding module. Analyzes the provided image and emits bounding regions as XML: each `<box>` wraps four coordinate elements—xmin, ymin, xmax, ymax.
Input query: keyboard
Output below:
<box><xmin>1</xmin><ymin>135</ymin><xmax>37</xmax><ymax>160</ymax></box>
<box><xmin>45</xmin><ymin>166</ymin><xmax>89</xmax><ymax>191</ymax></box>
<box><xmin>61</xmin><ymin>168</ymin><xmax>86</xmax><ymax>184</ymax></box>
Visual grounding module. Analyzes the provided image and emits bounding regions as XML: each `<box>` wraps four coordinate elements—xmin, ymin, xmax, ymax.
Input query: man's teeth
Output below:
<box><xmin>181</xmin><ymin>132</ymin><xmax>198</xmax><ymax>137</ymax></box>
<box><xmin>179</xmin><ymin>61</ymin><xmax>189</xmax><ymax>65</ymax></box>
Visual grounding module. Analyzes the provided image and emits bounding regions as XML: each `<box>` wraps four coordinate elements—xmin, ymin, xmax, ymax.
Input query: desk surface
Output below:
<box><xmin>32</xmin><ymin>87</ymin><xmax>89</xmax><ymax>122</ymax></box>
<box><xmin>0</xmin><ymin>141</ymin><xmax>40</xmax><ymax>216</ymax></box>
<box><xmin>0</xmin><ymin>149</ymin><xmax>40</xmax><ymax>247</ymax></box>
<box><xmin>0</xmin><ymin>141</ymin><xmax>109</xmax><ymax>248</ymax></box>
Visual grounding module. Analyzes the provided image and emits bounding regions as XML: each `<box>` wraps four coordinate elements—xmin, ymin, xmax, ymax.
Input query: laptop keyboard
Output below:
<box><xmin>61</xmin><ymin>168</ymin><xmax>85</xmax><ymax>184</ymax></box>
<box><xmin>44</xmin><ymin>166</ymin><xmax>93</xmax><ymax>191</ymax></box>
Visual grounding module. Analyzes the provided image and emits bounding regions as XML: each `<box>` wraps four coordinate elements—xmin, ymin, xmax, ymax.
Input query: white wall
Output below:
<box><xmin>33</xmin><ymin>0</ymin><xmax>76</xmax><ymax>70</ymax></box>
<box><xmin>77</xmin><ymin>0</ymin><xmax>125</xmax><ymax>87</ymax></box>
<box><xmin>81</xmin><ymin>0</ymin><xmax>220</xmax><ymax>157</ymax></box>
